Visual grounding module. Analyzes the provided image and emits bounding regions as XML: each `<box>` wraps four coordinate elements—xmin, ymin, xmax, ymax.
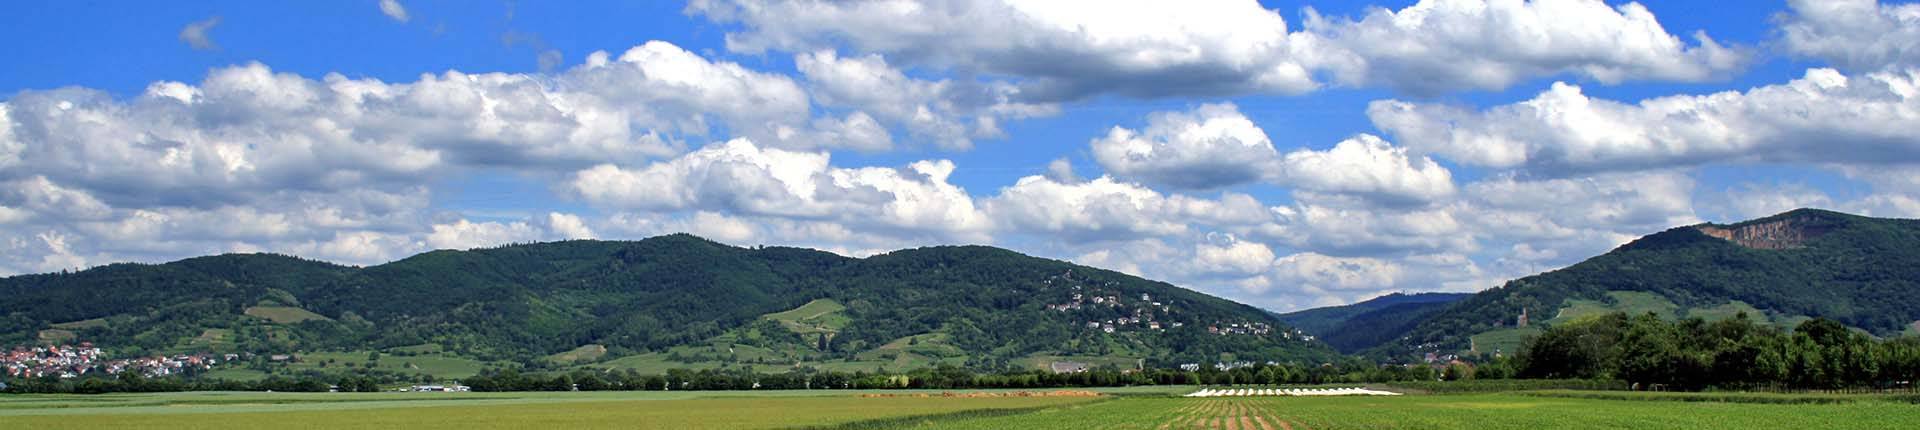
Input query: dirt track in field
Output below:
<box><xmin>1158</xmin><ymin>399</ymin><xmax>1308</xmax><ymax>430</ymax></box>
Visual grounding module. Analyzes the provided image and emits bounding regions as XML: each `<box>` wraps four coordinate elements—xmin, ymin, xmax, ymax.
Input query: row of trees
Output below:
<box><xmin>464</xmin><ymin>366</ymin><xmax>1164</xmax><ymax>392</ymax></box>
<box><xmin>460</xmin><ymin>359</ymin><xmax>1482</xmax><ymax>393</ymax></box>
<box><xmin>0</xmin><ymin>372</ymin><xmax>386</xmax><ymax>394</ymax></box>
<box><xmin>1518</xmin><ymin>313</ymin><xmax>1920</xmax><ymax>390</ymax></box>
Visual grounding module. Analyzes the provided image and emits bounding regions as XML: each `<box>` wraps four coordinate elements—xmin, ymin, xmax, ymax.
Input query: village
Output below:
<box><xmin>2</xmin><ymin>343</ymin><xmax>235</xmax><ymax>379</ymax></box>
<box><xmin>1040</xmin><ymin>269</ymin><xmax>1288</xmax><ymax>339</ymax></box>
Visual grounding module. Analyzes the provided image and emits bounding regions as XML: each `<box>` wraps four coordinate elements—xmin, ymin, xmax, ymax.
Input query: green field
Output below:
<box><xmin>545</xmin><ymin>344</ymin><xmax>609</xmax><ymax>364</ymax></box>
<box><xmin>243</xmin><ymin>306</ymin><xmax>333</xmax><ymax>324</ymax></box>
<box><xmin>1550</xmin><ymin>291</ymin><xmax>1679</xmax><ymax>324</ymax></box>
<box><xmin>0</xmin><ymin>390</ymin><xmax>1101</xmax><ymax>429</ymax></box>
<box><xmin>1468</xmin><ymin>327</ymin><xmax>1539</xmax><ymax>356</ymax></box>
<box><xmin>34</xmin><ymin>329</ymin><xmax>76</xmax><ymax>343</ymax></box>
<box><xmin>2</xmin><ymin>387</ymin><xmax>1912</xmax><ymax>429</ymax></box>
<box><xmin>763</xmin><ymin>299</ymin><xmax>852</xmax><ymax>336</ymax></box>
<box><xmin>283</xmin><ymin>350</ymin><xmax>499</xmax><ymax>380</ymax></box>
<box><xmin>49</xmin><ymin>318</ymin><xmax>109</xmax><ymax>330</ymax></box>
<box><xmin>1016</xmin><ymin>354</ymin><xmax>1143</xmax><ymax>372</ymax></box>
<box><xmin>178</xmin><ymin>329</ymin><xmax>235</xmax><ymax>351</ymax></box>
<box><xmin>895</xmin><ymin>393</ymin><xmax>1920</xmax><ymax>429</ymax></box>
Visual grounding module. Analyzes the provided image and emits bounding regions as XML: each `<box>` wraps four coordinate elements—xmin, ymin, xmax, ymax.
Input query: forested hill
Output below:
<box><xmin>1275</xmin><ymin>292</ymin><xmax>1470</xmax><ymax>354</ymax></box>
<box><xmin>1375</xmin><ymin>208</ymin><xmax>1920</xmax><ymax>358</ymax></box>
<box><xmin>0</xmin><ymin>234</ymin><xmax>1333</xmax><ymax>370</ymax></box>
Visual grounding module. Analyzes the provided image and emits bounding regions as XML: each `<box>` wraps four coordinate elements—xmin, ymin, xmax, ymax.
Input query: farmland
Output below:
<box><xmin>2</xmin><ymin>387</ymin><xmax>1913</xmax><ymax>429</ymax></box>
<box><xmin>0</xmin><ymin>389</ymin><xmax>1104</xmax><ymax>429</ymax></box>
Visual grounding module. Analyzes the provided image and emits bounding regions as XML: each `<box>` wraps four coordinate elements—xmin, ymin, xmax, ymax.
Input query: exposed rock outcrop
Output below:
<box><xmin>1696</xmin><ymin>217</ymin><xmax>1833</xmax><ymax>250</ymax></box>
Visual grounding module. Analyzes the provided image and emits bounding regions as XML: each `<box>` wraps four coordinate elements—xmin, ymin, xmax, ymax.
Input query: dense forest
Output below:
<box><xmin>1275</xmin><ymin>292</ymin><xmax>1470</xmax><ymax>353</ymax></box>
<box><xmin>1377</xmin><ymin>209</ymin><xmax>1920</xmax><ymax>357</ymax></box>
<box><xmin>0</xmin><ymin>235</ymin><xmax>1333</xmax><ymax>370</ymax></box>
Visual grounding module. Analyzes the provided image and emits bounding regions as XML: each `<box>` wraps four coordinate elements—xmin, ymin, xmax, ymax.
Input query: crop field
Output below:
<box><xmin>0</xmin><ymin>390</ymin><xmax>1102</xmax><ymax>429</ymax></box>
<box><xmin>1</xmin><ymin>387</ymin><xmax>1912</xmax><ymax>429</ymax></box>
<box><xmin>905</xmin><ymin>393</ymin><xmax>1920</xmax><ymax>429</ymax></box>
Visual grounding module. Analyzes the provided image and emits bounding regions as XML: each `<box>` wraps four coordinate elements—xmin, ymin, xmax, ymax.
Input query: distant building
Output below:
<box><xmin>410</xmin><ymin>384</ymin><xmax>470</xmax><ymax>392</ymax></box>
<box><xmin>1049</xmin><ymin>361</ymin><xmax>1090</xmax><ymax>374</ymax></box>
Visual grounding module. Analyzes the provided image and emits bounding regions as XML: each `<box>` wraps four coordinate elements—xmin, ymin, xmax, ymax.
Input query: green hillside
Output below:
<box><xmin>1376</xmin><ymin>209</ymin><xmax>1920</xmax><ymax>358</ymax></box>
<box><xmin>0</xmin><ymin>235</ymin><xmax>1334</xmax><ymax>376</ymax></box>
<box><xmin>1275</xmin><ymin>292</ymin><xmax>1470</xmax><ymax>353</ymax></box>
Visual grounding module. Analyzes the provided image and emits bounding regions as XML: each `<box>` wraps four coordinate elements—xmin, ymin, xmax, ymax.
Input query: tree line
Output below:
<box><xmin>459</xmin><ymin>360</ymin><xmax>1488</xmax><ymax>393</ymax></box>
<box><xmin>1</xmin><ymin>372</ymin><xmax>387</xmax><ymax>394</ymax></box>
<box><xmin>1517</xmin><ymin>312</ymin><xmax>1920</xmax><ymax>390</ymax></box>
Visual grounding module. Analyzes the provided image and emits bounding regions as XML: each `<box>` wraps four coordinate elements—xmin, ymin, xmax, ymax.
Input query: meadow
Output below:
<box><xmin>2</xmin><ymin>386</ymin><xmax>1914</xmax><ymax>429</ymax></box>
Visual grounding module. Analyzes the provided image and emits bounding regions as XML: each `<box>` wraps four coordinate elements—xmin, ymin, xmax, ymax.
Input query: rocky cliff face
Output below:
<box><xmin>1696</xmin><ymin>218</ymin><xmax>1832</xmax><ymax>250</ymax></box>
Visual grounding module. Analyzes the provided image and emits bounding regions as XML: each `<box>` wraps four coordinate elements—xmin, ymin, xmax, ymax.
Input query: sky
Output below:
<box><xmin>2</xmin><ymin>0</ymin><xmax>1918</xmax><ymax>311</ymax></box>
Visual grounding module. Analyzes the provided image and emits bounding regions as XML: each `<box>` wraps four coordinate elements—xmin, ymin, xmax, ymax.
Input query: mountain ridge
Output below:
<box><xmin>0</xmin><ymin>234</ymin><xmax>1334</xmax><ymax>374</ymax></box>
<box><xmin>1275</xmin><ymin>292</ymin><xmax>1472</xmax><ymax>354</ymax></box>
<box><xmin>1363</xmin><ymin>208</ymin><xmax>1920</xmax><ymax>358</ymax></box>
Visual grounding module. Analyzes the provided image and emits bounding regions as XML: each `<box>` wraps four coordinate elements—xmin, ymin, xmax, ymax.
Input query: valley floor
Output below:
<box><xmin>1</xmin><ymin>386</ymin><xmax>1914</xmax><ymax>429</ymax></box>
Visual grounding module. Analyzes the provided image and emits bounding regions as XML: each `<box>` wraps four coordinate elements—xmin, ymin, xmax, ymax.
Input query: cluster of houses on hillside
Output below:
<box><xmin>1039</xmin><ymin>270</ymin><xmax>1299</xmax><ymax>340</ymax></box>
<box><xmin>1177</xmin><ymin>360</ymin><xmax>1282</xmax><ymax>372</ymax></box>
<box><xmin>1041</xmin><ymin>270</ymin><xmax>1188</xmax><ymax>334</ymax></box>
<box><xmin>3</xmin><ymin>343</ymin><xmax>234</xmax><ymax>379</ymax></box>
<box><xmin>1207</xmin><ymin>322</ymin><xmax>1276</xmax><ymax>337</ymax></box>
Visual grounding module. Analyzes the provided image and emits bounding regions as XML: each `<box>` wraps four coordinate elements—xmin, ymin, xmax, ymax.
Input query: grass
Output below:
<box><xmin>1385</xmin><ymin>379</ymin><xmax>1629</xmax><ymax>394</ymax></box>
<box><xmin>545</xmin><ymin>344</ymin><xmax>608</xmax><ymax>364</ymax></box>
<box><xmin>179</xmin><ymin>329</ymin><xmax>234</xmax><ymax>351</ymax></box>
<box><xmin>49</xmin><ymin>318</ymin><xmax>109</xmax><ymax>330</ymax></box>
<box><xmin>244</xmin><ymin>306</ymin><xmax>332</xmax><ymax>324</ymax></box>
<box><xmin>283</xmin><ymin>351</ymin><xmax>498</xmax><ymax>380</ymax></box>
<box><xmin>0</xmin><ymin>391</ymin><xmax>1096</xmax><ymax>429</ymax></box>
<box><xmin>850</xmin><ymin>333</ymin><xmax>970</xmax><ymax>370</ymax></box>
<box><xmin>35</xmin><ymin>329</ymin><xmax>76</xmax><ymax>343</ymax></box>
<box><xmin>1550</xmin><ymin>291</ymin><xmax>1679</xmax><ymax>325</ymax></box>
<box><xmin>1015</xmin><ymin>354</ymin><xmax>1143</xmax><ymax>372</ymax></box>
<box><xmin>1468</xmin><ymin>327</ymin><xmax>1539</xmax><ymax>356</ymax></box>
<box><xmin>200</xmin><ymin>368</ymin><xmax>270</xmax><ymax>381</ymax></box>
<box><xmin>889</xmin><ymin>393</ymin><xmax>1920</xmax><ymax>429</ymax></box>
<box><xmin>587</xmin><ymin>350</ymin><xmax>849</xmax><ymax>374</ymax></box>
<box><xmin>587</xmin><ymin>338</ymin><xmax>905</xmax><ymax>374</ymax></box>
<box><xmin>3</xmin><ymin>388</ymin><xmax>1910</xmax><ymax>429</ymax></box>
<box><xmin>1524</xmin><ymin>389</ymin><xmax>1916</xmax><ymax>405</ymax></box>
<box><xmin>763</xmin><ymin>299</ymin><xmax>851</xmax><ymax>336</ymax></box>
<box><xmin>388</xmin><ymin>344</ymin><xmax>445</xmax><ymax>354</ymax></box>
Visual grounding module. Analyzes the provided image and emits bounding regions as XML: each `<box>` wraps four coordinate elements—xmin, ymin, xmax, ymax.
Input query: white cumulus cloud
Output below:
<box><xmin>1090</xmin><ymin>103</ymin><xmax>1279</xmax><ymax>190</ymax></box>
<box><xmin>1780</xmin><ymin>0</ymin><xmax>1920</xmax><ymax>71</ymax></box>
<box><xmin>692</xmin><ymin>0</ymin><xmax>1746</xmax><ymax>99</ymax></box>
<box><xmin>1370</xmin><ymin>68</ymin><xmax>1920</xmax><ymax>175</ymax></box>
<box><xmin>570</xmin><ymin>139</ymin><xmax>991</xmax><ymax>241</ymax></box>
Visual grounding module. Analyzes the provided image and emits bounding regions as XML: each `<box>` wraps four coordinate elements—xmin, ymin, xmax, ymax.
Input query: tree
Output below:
<box><xmin>1441</xmin><ymin>362</ymin><xmax>1474</xmax><ymax>381</ymax></box>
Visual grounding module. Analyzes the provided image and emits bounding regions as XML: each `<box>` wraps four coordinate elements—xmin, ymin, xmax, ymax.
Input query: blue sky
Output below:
<box><xmin>3</xmin><ymin>0</ymin><xmax>1918</xmax><ymax>311</ymax></box>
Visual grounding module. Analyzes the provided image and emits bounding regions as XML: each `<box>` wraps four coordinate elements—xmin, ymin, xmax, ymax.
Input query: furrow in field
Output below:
<box><xmin>1251</xmin><ymin>414</ymin><xmax>1276</xmax><ymax>430</ymax></box>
